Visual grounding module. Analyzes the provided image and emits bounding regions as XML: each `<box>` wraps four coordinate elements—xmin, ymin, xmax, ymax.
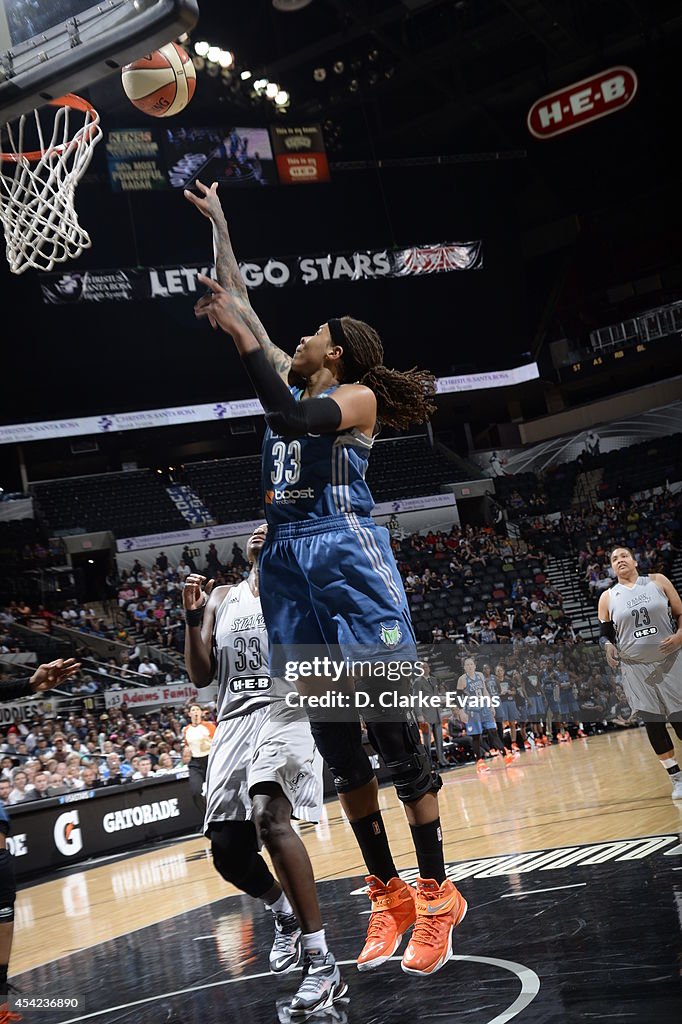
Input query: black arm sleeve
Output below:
<box><xmin>598</xmin><ymin>620</ymin><xmax>616</xmax><ymax>648</ymax></box>
<box><xmin>241</xmin><ymin>348</ymin><xmax>342</xmax><ymax>436</ymax></box>
<box><xmin>0</xmin><ymin>679</ymin><xmax>34</xmax><ymax>700</ymax></box>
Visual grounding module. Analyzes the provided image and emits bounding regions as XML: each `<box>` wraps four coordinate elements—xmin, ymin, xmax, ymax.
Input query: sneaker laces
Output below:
<box><xmin>272</xmin><ymin>912</ymin><xmax>300</xmax><ymax>953</ymax></box>
<box><xmin>412</xmin><ymin>889</ymin><xmax>451</xmax><ymax>947</ymax></box>
<box><xmin>296</xmin><ymin>955</ymin><xmax>332</xmax><ymax>999</ymax></box>
<box><xmin>365</xmin><ymin>888</ymin><xmax>397</xmax><ymax>942</ymax></box>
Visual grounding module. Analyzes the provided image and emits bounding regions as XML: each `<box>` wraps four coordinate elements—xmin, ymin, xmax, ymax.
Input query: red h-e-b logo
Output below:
<box><xmin>527</xmin><ymin>66</ymin><xmax>638</xmax><ymax>139</ymax></box>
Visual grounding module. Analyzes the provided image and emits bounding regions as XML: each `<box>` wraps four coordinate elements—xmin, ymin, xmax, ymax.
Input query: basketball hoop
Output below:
<box><xmin>0</xmin><ymin>94</ymin><xmax>102</xmax><ymax>274</ymax></box>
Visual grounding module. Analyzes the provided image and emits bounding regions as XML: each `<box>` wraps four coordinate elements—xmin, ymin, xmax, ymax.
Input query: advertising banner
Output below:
<box><xmin>106</xmin><ymin>128</ymin><xmax>168</xmax><ymax>192</ymax></box>
<box><xmin>270</xmin><ymin>124</ymin><xmax>330</xmax><ymax>185</ymax></box>
<box><xmin>103</xmin><ymin>683</ymin><xmax>202</xmax><ymax>710</ymax></box>
<box><xmin>6</xmin><ymin>773</ymin><xmax>202</xmax><ymax>879</ymax></box>
<box><xmin>527</xmin><ymin>66</ymin><xmax>638</xmax><ymax>139</ymax></box>
<box><xmin>39</xmin><ymin>240</ymin><xmax>482</xmax><ymax>304</ymax></box>
<box><xmin>0</xmin><ymin>361</ymin><xmax>538</xmax><ymax>448</ymax></box>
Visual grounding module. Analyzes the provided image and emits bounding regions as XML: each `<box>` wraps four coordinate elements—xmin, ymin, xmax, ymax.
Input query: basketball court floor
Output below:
<box><xmin>11</xmin><ymin>728</ymin><xmax>682</xmax><ymax>1023</ymax></box>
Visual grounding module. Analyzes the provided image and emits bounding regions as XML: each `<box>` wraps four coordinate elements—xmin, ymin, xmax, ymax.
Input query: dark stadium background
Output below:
<box><xmin>1</xmin><ymin>0</ymin><xmax>680</xmax><ymax>486</ymax></box>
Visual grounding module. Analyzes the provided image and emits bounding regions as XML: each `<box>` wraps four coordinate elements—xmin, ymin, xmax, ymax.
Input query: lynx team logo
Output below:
<box><xmin>380</xmin><ymin>621</ymin><xmax>403</xmax><ymax>648</ymax></box>
<box><xmin>54</xmin><ymin>810</ymin><xmax>83</xmax><ymax>857</ymax></box>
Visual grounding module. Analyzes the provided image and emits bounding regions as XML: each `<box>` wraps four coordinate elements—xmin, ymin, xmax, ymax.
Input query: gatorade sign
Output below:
<box><xmin>527</xmin><ymin>66</ymin><xmax>638</xmax><ymax>139</ymax></box>
<box><xmin>54</xmin><ymin>810</ymin><xmax>83</xmax><ymax>857</ymax></box>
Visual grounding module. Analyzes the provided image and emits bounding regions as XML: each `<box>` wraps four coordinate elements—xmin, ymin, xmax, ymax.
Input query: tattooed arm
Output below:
<box><xmin>184</xmin><ymin>179</ymin><xmax>292</xmax><ymax>381</ymax></box>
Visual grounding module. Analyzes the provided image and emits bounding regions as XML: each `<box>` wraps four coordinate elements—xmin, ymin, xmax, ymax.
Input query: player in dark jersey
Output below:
<box><xmin>186</xmin><ymin>181</ymin><xmax>467</xmax><ymax>978</ymax></box>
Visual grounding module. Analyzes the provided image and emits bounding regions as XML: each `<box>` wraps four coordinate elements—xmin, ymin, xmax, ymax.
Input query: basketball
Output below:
<box><xmin>121</xmin><ymin>42</ymin><xmax>196</xmax><ymax>118</ymax></box>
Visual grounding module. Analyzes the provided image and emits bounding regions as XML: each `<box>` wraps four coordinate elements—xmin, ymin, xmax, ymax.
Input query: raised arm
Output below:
<box><xmin>185</xmin><ymin>180</ymin><xmax>292</xmax><ymax>381</ymax></box>
<box><xmin>183</xmin><ymin>574</ymin><xmax>229</xmax><ymax>686</ymax></box>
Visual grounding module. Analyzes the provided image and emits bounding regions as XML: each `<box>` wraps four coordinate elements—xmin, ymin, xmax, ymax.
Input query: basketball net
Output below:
<box><xmin>0</xmin><ymin>94</ymin><xmax>102</xmax><ymax>274</ymax></box>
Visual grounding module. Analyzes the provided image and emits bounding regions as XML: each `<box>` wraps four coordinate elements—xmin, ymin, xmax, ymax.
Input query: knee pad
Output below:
<box><xmin>645</xmin><ymin>720</ymin><xmax>672</xmax><ymax>755</ymax></box>
<box><xmin>310</xmin><ymin>720</ymin><xmax>375</xmax><ymax>794</ymax></box>
<box><xmin>365</xmin><ymin>717</ymin><xmax>442</xmax><ymax>803</ymax></box>
<box><xmin>0</xmin><ymin>850</ymin><xmax>16</xmax><ymax>922</ymax></box>
<box><xmin>209</xmin><ymin>821</ymin><xmax>272</xmax><ymax>898</ymax></box>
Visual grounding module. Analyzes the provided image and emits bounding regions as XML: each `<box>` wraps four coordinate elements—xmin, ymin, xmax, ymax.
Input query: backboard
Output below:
<box><xmin>0</xmin><ymin>0</ymin><xmax>199</xmax><ymax>122</ymax></box>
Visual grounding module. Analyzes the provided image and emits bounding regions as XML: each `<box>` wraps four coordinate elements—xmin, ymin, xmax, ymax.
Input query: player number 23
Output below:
<box><xmin>271</xmin><ymin>440</ymin><xmax>302</xmax><ymax>485</ymax></box>
<box><xmin>631</xmin><ymin>607</ymin><xmax>651</xmax><ymax>628</ymax></box>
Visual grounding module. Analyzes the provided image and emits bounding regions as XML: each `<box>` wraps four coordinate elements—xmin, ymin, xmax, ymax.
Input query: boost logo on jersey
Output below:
<box><xmin>265</xmin><ymin>487</ymin><xmax>315</xmax><ymax>505</ymax></box>
<box><xmin>54</xmin><ymin>810</ymin><xmax>83</xmax><ymax>857</ymax></box>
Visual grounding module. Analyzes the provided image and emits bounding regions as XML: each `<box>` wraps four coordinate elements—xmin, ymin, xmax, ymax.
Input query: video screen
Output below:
<box><xmin>162</xmin><ymin>126</ymin><xmax>277</xmax><ymax>189</ymax></box>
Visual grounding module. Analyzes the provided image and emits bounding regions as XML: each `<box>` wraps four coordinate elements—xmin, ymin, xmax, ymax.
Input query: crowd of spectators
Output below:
<box><xmin>516</xmin><ymin>489</ymin><xmax>681</xmax><ymax>603</ymax></box>
<box><xmin>388</xmin><ymin>521</ymin><xmax>577</xmax><ymax>647</ymax></box>
<box><xmin>115</xmin><ymin>542</ymin><xmax>251</xmax><ymax>654</ymax></box>
<box><xmin>5</xmin><ymin>487</ymin><xmax>679</xmax><ymax>790</ymax></box>
<box><xmin>0</xmin><ymin>702</ymin><xmax>202</xmax><ymax>806</ymax></box>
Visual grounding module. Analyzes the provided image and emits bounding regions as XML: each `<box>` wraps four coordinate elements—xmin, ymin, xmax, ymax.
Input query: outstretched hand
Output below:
<box><xmin>195</xmin><ymin>275</ymin><xmax>258</xmax><ymax>351</ymax></box>
<box><xmin>30</xmin><ymin>657</ymin><xmax>81</xmax><ymax>692</ymax></box>
<box><xmin>183</xmin><ymin>574</ymin><xmax>215</xmax><ymax>611</ymax></box>
<box><xmin>184</xmin><ymin>179</ymin><xmax>223</xmax><ymax>221</ymax></box>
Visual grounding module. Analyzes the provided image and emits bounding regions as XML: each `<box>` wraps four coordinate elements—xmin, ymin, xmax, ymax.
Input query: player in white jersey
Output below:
<box><xmin>598</xmin><ymin>546</ymin><xmax>682</xmax><ymax>800</ymax></box>
<box><xmin>183</xmin><ymin>524</ymin><xmax>347</xmax><ymax>1016</ymax></box>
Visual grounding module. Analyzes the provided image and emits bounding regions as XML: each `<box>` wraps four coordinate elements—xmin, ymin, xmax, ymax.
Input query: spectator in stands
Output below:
<box><xmin>132</xmin><ymin>755</ymin><xmax>154</xmax><ymax>780</ymax></box>
<box><xmin>30</xmin><ymin>772</ymin><xmax>51</xmax><ymax>800</ymax></box>
<box><xmin>8</xmin><ymin>769</ymin><xmax>34</xmax><ymax>804</ymax></box>
<box><xmin>205</xmin><ymin>543</ymin><xmax>223</xmax><ymax>575</ymax></box>
<box><xmin>47</xmin><ymin>773</ymin><xmax>67</xmax><ymax>797</ymax></box>
<box><xmin>82</xmin><ymin>765</ymin><xmax>101</xmax><ymax>789</ymax></box>
<box><xmin>0</xmin><ymin>733</ymin><xmax>21</xmax><ymax>759</ymax></box>
<box><xmin>176</xmin><ymin>548</ymin><xmax>194</xmax><ymax>573</ymax></box>
<box><xmin>138</xmin><ymin>657</ymin><xmax>160</xmax><ymax>678</ymax></box>
<box><xmin>156</xmin><ymin>551</ymin><xmax>169</xmax><ymax>572</ymax></box>
<box><xmin>101</xmin><ymin>753</ymin><xmax>127</xmax><ymax>786</ymax></box>
<box><xmin>0</xmin><ymin>781</ymin><xmax>9</xmax><ymax>806</ymax></box>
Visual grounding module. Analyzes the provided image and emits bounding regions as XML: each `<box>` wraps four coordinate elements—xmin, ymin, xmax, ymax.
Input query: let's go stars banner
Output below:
<box><xmin>39</xmin><ymin>240</ymin><xmax>483</xmax><ymax>304</ymax></box>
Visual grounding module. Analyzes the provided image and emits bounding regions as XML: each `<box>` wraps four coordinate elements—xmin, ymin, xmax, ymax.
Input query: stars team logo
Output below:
<box><xmin>380</xmin><ymin>621</ymin><xmax>402</xmax><ymax>648</ymax></box>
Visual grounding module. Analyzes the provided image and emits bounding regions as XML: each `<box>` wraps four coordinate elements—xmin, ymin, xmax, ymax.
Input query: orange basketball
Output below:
<box><xmin>121</xmin><ymin>42</ymin><xmax>196</xmax><ymax>117</ymax></box>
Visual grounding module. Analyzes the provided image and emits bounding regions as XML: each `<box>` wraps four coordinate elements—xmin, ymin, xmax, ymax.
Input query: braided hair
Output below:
<box><xmin>334</xmin><ymin>316</ymin><xmax>437</xmax><ymax>430</ymax></box>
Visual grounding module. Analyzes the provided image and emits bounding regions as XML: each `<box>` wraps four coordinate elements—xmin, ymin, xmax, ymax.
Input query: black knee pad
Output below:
<box><xmin>310</xmin><ymin>719</ymin><xmax>376</xmax><ymax>794</ymax></box>
<box><xmin>209</xmin><ymin>821</ymin><xmax>273</xmax><ymax>898</ymax></box>
<box><xmin>0</xmin><ymin>850</ymin><xmax>16</xmax><ymax>924</ymax></box>
<box><xmin>365</xmin><ymin>717</ymin><xmax>442</xmax><ymax>803</ymax></box>
<box><xmin>645</xmin><ymin>720</ymin><xmax>672</xmax><ymax>755</ymax></box>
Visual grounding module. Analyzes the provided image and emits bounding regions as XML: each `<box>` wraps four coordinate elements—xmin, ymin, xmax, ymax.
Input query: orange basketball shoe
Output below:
<box><xmin>476</xmin><ymin>759</ymin><xmax>489</xmax><ymax>773</ymax></box>
<box><xmin>401</xmin><ymin>878</ymin><xmax>468</xmax><ymax>976</ymax></box>
<box><xmin>357</xmin><ymin>875</ymin><xmax>417</xmax><ymax>971</ymax></box>
<box><xmin>0</xmin><ymin>1004</ymin><xmax>22</xmax><ymax>1023</ymax></box>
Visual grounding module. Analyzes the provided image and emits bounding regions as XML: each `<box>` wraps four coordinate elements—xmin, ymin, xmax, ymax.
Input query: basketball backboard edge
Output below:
<box><xmin>0</xmin><ymin>0</ymin><xmax>199</xmax><ymax>123</ymax></box>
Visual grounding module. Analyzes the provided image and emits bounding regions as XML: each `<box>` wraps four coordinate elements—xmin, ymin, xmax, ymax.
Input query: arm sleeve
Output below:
<box><xmin>0</xmin><ymin>679</ymin><xmax>34</xmax><ymax>700</ymax></box>
<box><xmin>241</xmin><ymin>348</ymin><xmax>342</xmax><ymax>436</ymax></box>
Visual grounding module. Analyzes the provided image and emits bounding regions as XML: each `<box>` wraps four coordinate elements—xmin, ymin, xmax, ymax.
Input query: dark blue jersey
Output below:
<box><xmin>261</xmin><ymin>387</ymin><xmax>375</xmax><ymax>525</ymax></box>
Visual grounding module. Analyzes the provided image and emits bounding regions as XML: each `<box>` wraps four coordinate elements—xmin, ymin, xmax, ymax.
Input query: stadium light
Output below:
<box><xmin>275</xmin><ymin>90</ymin><xmax>290</xmax><ymax>106</ymax></box>
<box><xmin>194</xmin><ymin>41</ymin><xmax>210</xmax><ymax>57</ymax></box>
<box><xmin>241</xmin><ymin>70</ymin><xmax>252</xmax><ymax>80</ymax></box>
<box><xmin>218</xmin><ymin>50</ymin><xmax>234</xmax><ymax>68</ymax></box>
<box><xmin>265</xmin><ymin>81</ymin><xmax>280</xmax><ymax>99</ymax></box>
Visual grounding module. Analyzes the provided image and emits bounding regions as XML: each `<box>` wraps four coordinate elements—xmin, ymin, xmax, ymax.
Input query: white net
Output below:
<box><xmin>0</xmin><ymin>96</ymin><xmax>102</xmax><ymax>274</ymax></box>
